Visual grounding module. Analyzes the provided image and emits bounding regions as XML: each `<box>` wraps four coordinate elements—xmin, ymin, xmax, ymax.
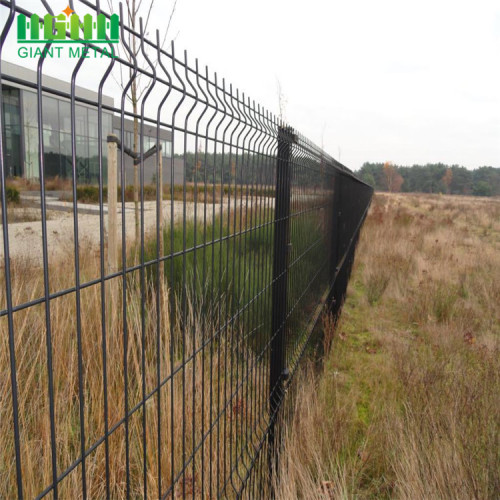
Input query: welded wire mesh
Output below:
<box><xmin>0</xmin><ymin>1</ymin><xmax>373</xmax><ymax>498</ymax></box>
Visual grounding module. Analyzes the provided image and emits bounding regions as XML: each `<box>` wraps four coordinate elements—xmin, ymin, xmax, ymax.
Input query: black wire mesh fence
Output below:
<box><xmin>0</xmin><ymin>1</ymin><xmax>373</xmax><ymax>497</ymax></box>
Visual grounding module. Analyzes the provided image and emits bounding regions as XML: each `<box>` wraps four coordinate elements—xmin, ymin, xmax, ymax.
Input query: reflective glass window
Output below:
<box><xmin>58</xmin><ymin>100</ymin><xmax>71</xmax><ymax>133</ymax></box>
<box><xmin>42</xmin><ymin>95</ymin><xmax>59</xmax><ymax>131</ymax></box>
<box><xmin>60</xmin><ymin>132</ymin><xmax>72</xmax><ymax>179</ymax></box>
<box><xmin>103</xmin><ymin>112</ymin><xmax>113</xmax><ymax>137</ymax></box>
<box><xmin>88</xmin><ymin>108</ymin><xmax>98</xmax><ymax>138</ymax></box>
<box><xmin>22</xmin><ymin>90</ymin><xmax>39</xmax><ymax>179</ymax></box>
<box><xmin>75</xmin><ymin>105</ymin><xmax>87</xmax><ymax>136</ymax></box>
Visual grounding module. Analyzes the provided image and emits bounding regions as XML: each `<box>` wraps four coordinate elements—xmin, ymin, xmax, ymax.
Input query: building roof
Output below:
<box><xmin>2</xmin><ymin>61</ymin><xmax>172</xmax><ymax>141</ymax></box>
<box><xmin>1</xmin><ymin>60</ymin><xmax>114</xmax><ymax>108</ymax></box>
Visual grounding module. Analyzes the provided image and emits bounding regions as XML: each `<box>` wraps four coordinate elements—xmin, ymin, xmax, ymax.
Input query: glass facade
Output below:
<box><xmin>37</xmin><ymin>92</ymin><xmax>113</xmax><ymax>183</ymax></box>
<box><xmin>21</xmin><ymin>89</ymin><xmax>38</xmax><ymax>179</ymax></box>
<box><xmin>1</xmin><ymin>84</ymin><xmax>172</xmax><ymax>185</ymax></box>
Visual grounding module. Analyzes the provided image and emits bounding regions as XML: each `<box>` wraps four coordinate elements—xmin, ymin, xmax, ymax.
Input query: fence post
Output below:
<box><xmin>107</xmin><ymin>134</ymin><xmax>118</xmax><ymax>273</ymax></box>
<box><xmin>269</xmin><ymin>125</ymin><xmax>294</xmax><ymax>486</ymax></box>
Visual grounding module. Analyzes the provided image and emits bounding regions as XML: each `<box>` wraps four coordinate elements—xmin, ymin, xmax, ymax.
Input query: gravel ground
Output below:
<box><xmin>0</xmin><ymin>200</ymin><xmax>228</xmax><ymax>265</ymax></box>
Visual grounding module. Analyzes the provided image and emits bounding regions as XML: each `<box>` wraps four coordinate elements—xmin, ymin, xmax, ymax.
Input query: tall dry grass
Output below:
<box><xmin>0</xmin><ymin>235</ymin><xmax>267</xmax><ymax>498</ymax></box>
<box><xmin>275</xmin><ymin>193</ymin><xmax>500</xmax><ymax>499</ymax></box>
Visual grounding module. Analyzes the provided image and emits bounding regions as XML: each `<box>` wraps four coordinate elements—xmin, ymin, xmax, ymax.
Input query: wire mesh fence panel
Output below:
<box><xmin>0</xmin><ymin>1</ymin><xmax>373</xmax><ymax>498</ymax></box>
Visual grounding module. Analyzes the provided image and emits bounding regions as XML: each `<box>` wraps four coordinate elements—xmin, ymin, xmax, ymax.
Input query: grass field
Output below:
<box><xmin>276</xmin><ymin>193</ymin><xmax>500</xmax><ymax>499</ymax></box>
<box><xmin>0</xmin><ymin>206</ymin><xmax>272</xmax><ymax>497</ymax></box>
<box><xmin>0</xmin><ymin>195</ymin><xmax>327</xmax><ymax>497</ymax></box>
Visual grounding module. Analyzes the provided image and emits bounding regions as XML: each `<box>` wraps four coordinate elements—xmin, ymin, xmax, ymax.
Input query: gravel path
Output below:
<box><xmin>1</xmin><ymin>200</ymin><xmax>226</xmax><ymax>265</ymax></box>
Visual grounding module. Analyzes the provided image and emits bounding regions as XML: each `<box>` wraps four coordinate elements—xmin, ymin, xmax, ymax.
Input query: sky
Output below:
<box><xmin>2</xmin><ymin>0</ymin><xmax>500</xmax><ymax>170</ymax></box>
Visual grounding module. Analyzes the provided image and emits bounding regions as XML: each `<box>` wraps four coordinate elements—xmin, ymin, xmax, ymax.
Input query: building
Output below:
<box><xmin>1</xmin><ymin>61</ymin><xmax>182</xmax><ymax>186</ymax></box>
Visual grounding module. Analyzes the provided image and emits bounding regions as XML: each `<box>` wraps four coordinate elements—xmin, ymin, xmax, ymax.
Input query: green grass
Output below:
<box><xmin>137</xmin><ymin>204</ymin><xmax>329</xmax><ymax>355</ymax></box>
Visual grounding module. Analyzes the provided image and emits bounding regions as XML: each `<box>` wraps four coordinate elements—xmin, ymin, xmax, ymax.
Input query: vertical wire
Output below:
<box><xmin>228</xmin><ymin>86</ymin><xmax>245</xmax><ymax>493</ymax></box>
<box><xmin>36</xmin><ymin>0</ymin><xmax>59</xmax><ymax>492</ymax></box>
<box><xmin>234</xmin><ymin>92</ymin><xmax>254</xmax><ymax>483</ymax></box>
<box><xmin>265</xmin><ymin>111</ymin><xmax>279</xmax><ymax>487</ymax></box>
<box><xmin>214</xmin><ymin>75</ymin><xmax>230</xmax><ymax>496</ymax></box>
<box><xmin>155</xmin><ymin>28</ymin><xmax>173</xmax><ymax>499</ymax></box>
<box><xmin>197</xmin><ymin>63</ymin><xmax>215</xmax><ymax>499</ymax></box>
<box><xmin>192</xmin><ymin>58</ymin><xmax>209</xmax><ymax>498</ymax></box>
<box><xmin>245</xmin><ymin>101</ymin><xmax>262</xmax><ymax>487</ymax></box>
<box><xmin>138</xmin><ymin>20</ymin><xmax>147</xmax><ymax>499</ymax></box>
<box><xmin>259</xmin><ymin>105</ymin><xmax>275</xmax><ymax>492</ymax></box>
<box><xmin>95</xmin><ymin>0</ymin><xmax>116</xmax><ymax>496</ymax></box>
<box><xmin>69</xmin><ymin>45</ymin><xmax>90</xmax><ymax>500</ymax></box>
<box><xmin>169</xmin><ymin>41</ymin><xmax>186</xmax><ymax>499</ymax></box>
<box><xmin>255</xmin><ymin>105</ymin><xmax>272</xmax><ymax>443</ymax></box>
<box><xmin>255</xmin><ymin>106</ymin><xmax>274</xmax><ymax>495</ymax></box>
<box><xmin>182</xmin><ymin>49</ymin><xmax>197</xmax><ymax>498</ymax></box>
<box><xmin>0</xmin><ymin>1</ymin><xmax>23</xmax><ymax>497</ymax></box>
<box><xmin>221</xmin><ymin>79</ymin><xmax>237</xmax><ymax>493</ymax></box>
<box><xmin>241</xmin><ymin>96</ymin><xmax>259</xmax><ymax>474</ymax></box>
<box><xmin>138</xmin><ymin>17</ymin><xmax>158</xmax><ymax>499</ymax></box>
<box><xmin>118</xmin><ymin>4</ymin><xmax>137</xmax><ymax>495</ymax></box>
<box><xmin>247</xmin><ymin>96</ymin><xmax>262</xmax><ymax>471</ymax></box>
<box><xmin>181</xmin><ymin>54</ymin><xmax>200</xmax><ymax>498</ymax></box>
<box><xmin>233</xmin><ymin>92</ymin><xmax>247</xmax><ymax>485</ymax></box>
<box><xmin>251</xmin><ymin>101</ymin><xmax>268</xmax><ymax>495</ymax></box>
<box><xmin>208</xmin><ymin>70</ymin><xmax>225</xmax><ymax>498</ymax></box>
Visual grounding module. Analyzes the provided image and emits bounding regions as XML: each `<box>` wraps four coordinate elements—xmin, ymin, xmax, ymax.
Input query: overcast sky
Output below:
<box><xmin>3</xmin><ymin>0</ymin><xmax>500</xmax><ymax>170</ymax></box>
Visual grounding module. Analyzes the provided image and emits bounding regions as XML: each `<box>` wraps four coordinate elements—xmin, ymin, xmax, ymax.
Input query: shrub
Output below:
<box><xmin>4</xmin><ymin>185</ymin><xmax>20</xmax><ymax>204</ymax></box>
<box><xmin>365</xmin><ymin>269</ymin><xmax>390</xmax><ymax>305</ymax></box>
<box><xmin>71</xmin><ymin>185</ymin><xmax>159</xmax><ymax>203</ymax></box>
<box><xmin>76</xmin><ymin>185</ymin><xmax>103</xmax><ymax>203</ymax></box>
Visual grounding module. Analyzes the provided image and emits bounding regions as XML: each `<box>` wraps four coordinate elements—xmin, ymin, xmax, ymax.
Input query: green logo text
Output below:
<box><xmin>17</xmin><ymin>6</ymin><xmax>119</xmax><ymax>44</ymax></box>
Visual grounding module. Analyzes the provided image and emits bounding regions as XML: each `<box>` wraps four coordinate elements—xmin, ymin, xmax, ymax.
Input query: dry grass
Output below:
<box><xmin>0</xmin><ymin>236</ymin><xmax>267</xmax><ymax>497</ymax></box>
<box><xmin>275</xmin><ymin>193</ymin><xmax>500</xmax><ymax>499</ymax></box>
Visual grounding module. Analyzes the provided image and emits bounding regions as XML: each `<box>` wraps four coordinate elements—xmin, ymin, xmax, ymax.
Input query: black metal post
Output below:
<box><xmin>269</xmin><ymin>125</ymin><xmax>294</xmax><ymax>485</ymax></box>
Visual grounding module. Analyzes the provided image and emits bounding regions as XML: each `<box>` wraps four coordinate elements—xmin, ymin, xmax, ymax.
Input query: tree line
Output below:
<box><xmin>175</xmin><ymin>152</ymin><xmax>325</xmax><ymax>188</ymax></box>
<box><xmin>358</xmin><ymin>162</ymin><xmax>500</xmax><ymax>197</ymax></box>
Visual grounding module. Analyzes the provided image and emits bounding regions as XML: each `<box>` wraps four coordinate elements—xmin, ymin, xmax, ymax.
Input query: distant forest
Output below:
<box><xmin>357</xmin><ymin>163</ymin><xmax>500</xmax><ymax>197</ymax></box>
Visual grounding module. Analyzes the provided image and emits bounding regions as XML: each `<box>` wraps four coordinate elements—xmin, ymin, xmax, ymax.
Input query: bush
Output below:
<box><xmin>76</xmin><ymin>185</ymin><xmax>103</xmax><ymax>203</ymax></box>
<box><xmin>365</xmin><ymin>269</ymin><xmax>390</xmax><ymax>305</ymax></box>
<box><xmin>72</xmin><ymin>185</ymin><xmax>159</xmax><ymax>203</ymax></box>
<box><xmin>3</xmin><ymin>186</ymin><xmax>20</xmax><ymax>204</ymax></box>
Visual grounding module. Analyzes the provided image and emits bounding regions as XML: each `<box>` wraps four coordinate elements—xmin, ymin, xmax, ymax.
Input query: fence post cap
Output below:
<box><xmin>107</xmin><ymin>133</ymin><xmax>120</xmax><ymax>144</ymax></box>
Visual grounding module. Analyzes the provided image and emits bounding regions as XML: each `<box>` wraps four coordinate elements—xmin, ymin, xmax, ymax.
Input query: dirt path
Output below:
<box><xmin>1</xmin><ymin>200</ymin><xmax>225</xmax><ymax>265</ymax></box>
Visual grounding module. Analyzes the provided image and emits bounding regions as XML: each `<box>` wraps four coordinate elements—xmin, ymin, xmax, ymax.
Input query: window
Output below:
<box><xmin>22</xmin><ymin>90</ymin><xmax>38</xmax><ymax>179</ymax></box>
<box><xmin>59</xmin><ymin>132</ymin><xmax>72</xmax><ymax>178</ymax></box>
<box><xmin>162</xmin><ymin>140</ymin><xmax>172</xmax><ymax>158</ymax></box>
<box><xmin>58</xmin><ymin>100</ymin><xmax>71</xmax><ymax>133</ymax></box>
<box><xmin>88</xmin><ymin>108</ymin><xmax>98</xmax><ymax>139</ymax></box>
<box><xmin>2</xmin><ymin>86</ymin><xmax>22</xmax><ymax>177</ymax></box>
<box><xmin>42</xmin><ymin>95</ymin><xmax>61</xmax><ymax>177</ymax></box>
<box><xmin>75</xmin><ymin>105</ymin><xmax>87</xmax><ymax>137</ymax></box>
<box><xmin>42</xmin><ymin>95</ymin><xmax>59</xmax><ymax>131</ymax></box>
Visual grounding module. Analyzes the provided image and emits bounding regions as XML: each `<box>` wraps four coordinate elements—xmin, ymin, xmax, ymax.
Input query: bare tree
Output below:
<box><xmin>442</xmin><ymin>168</ymin><xmax>453</xmax><ymax>194</ymax></box>
<box><xmin>276</xmin><ymin>78</ymin><xmax>287</xmax><ymax>123</ymax></box>
<box><xmin>107</xmin><ymin>0</ymin><xmax>178</xmax><ymax>243</ymax></box>
<box><xmin>383</xmin><ymin>161</ymin><xmax>403</xmax><ymax>193</ymax></box>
